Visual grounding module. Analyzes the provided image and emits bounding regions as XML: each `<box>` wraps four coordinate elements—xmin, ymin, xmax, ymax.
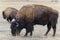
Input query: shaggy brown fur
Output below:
<box><xmin>2</xmin><ymin>7</ymin><xmax>18</xmax><ymax>22</ymax></box>
<box><xmin>11</xmin><ymin>4</ymin><xmax>59</xmax><ymax>36</ymax></box>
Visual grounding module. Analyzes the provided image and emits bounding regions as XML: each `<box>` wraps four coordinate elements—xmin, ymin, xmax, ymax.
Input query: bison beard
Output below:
<box><xmin>10</xmin><ymin>4</ymin><xmax>59</xmax><ymax>37</ymax></box>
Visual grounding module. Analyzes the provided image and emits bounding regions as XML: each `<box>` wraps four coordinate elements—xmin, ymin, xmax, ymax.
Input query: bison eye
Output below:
<box><xmin>16</xmin><ymin>22</ymin><xmax>19</xmax><ymax>27</ymax></box>
<box><xmin>16</xmin><ymin>24</ymin><xmax>18</xmax><ymax>27</ymax></box>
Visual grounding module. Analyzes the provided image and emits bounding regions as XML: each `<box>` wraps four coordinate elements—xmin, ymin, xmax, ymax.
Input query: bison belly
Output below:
<box><xmin>34</xmin><ymin>17</ymin><xmax>48</xmax><ymax>25</ymax></box>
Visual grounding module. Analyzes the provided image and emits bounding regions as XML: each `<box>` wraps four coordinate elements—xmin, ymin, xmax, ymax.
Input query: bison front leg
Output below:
<box><xmin>45</xmin><ymin>22</ymin><xmax>51</xmax><ymax>36</ymax></box>
<box><xmin>24</xmin><ymin>25</ymin><xmax>34</xmax><ymax>36</ymax></box>
<box><xmin>24</xmin><ymin>29</ymin><xmax>29</xmax><ymax>36</ymax></box>
<box><xmin>30</xmin><ymin>31</ymin><xmax>33</xmax><ymax>36</ymax></box>
<box><xmin>30</xmin><ymin>26</ymin><xmax>34</xmax><ymax>36</ymax></box>
<box><xmin>24</xmin><ymin>29</ymin><xmax>33</xmax><ymax>36</ymax></box>
<box><xmin>16</xmin><ymin>30</ymin><xmax>20</xmax><ymax>36</ymax></box>
<box><xmin>52</xmin><ymin>25</ymin><xmax>56</xmax><ymax>36</ymax></box>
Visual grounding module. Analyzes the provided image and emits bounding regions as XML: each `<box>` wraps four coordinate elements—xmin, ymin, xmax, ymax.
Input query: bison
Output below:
<box><xmin>2</xmin><ymin>7</ymin><xmax>18</xmax><ymax>22</ymax></box>
<box><xmin>10</xmin><ymin>4</ymin><xmax>59</xmax><ymax>37</ymax></box>
<box><xmin>10</xmin><ymin>20</ymin><xmax>34</xmax><ymax>36</ymax></box>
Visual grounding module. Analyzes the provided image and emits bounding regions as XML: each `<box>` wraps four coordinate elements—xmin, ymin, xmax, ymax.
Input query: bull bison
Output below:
<box><xmin>10</xmin><ymin>20</ymin><xmax>34</xmax><ymax>36</ymax></box>
<box><xmin>10</xmin><ymin>4</ymin><xmax>59</xmax><ymax>37</ymax></box>
<box><xmin>2</xmin><ymin>7</ymin><xmax>18</xmax><ymax>22</ymax></box>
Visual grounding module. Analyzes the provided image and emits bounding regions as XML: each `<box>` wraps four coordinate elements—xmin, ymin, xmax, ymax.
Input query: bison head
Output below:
<box><xmin>10</xmin><ymin>20</ymin><xmax>19</xmax><ymax>36</ymax></box>
<box><xmin>10</xmin><ymin>19</ymin><xmax>24</xmax><ymax>36</ymax></box>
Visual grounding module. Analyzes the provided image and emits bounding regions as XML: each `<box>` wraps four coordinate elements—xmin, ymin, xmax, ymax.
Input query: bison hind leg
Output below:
<box><xmin>51</xmin><ymin>19</ymin><xmax>57</xmax><ymax>37</ymax></box>
<box><xmin>45</xmin><ymin>22</ymin><xmax>51</xmax><ymax>36</ymax></box>
<box><xmin>52</xmin><ymin>24</ymin><xmax>56</xmax><ymax>37</ymax></box>
<box><xmin>30</xmin><ymin>26</ymin><xmax>34</xmax><ymax>36</ymax></box>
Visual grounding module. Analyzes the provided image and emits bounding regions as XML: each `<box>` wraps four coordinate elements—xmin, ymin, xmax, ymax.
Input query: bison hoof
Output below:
<box><xmin>30</xmin><ymin>34</ymin><xmax>32</xmax><ymax>36</ymax></box>
<box><xmin>12</xmin><ymin>34</ymin><xmax>16</xmax><ymax>36</ymax></box>
<box><xmin>52</xmin><ymin>35</ymin><xmax>55</xmax><ymax>37</ymax></box>
<box><xmin>17</xmin><ymin>34</ymin><xmax>20</xmax><ymax>36</ymax></box>
<box><xmin>24</xmin><ymin>34</ymin><xmax>27</xmax><ymax>37</ymax></box>
<box><xmin>30</xmin><ymin>33</ymin><xmax>32</xmax><ymax>36</ymax></box>
<box><xmin>44</xmin><ymin>34</ymin><xmax>47</xmax><ymax>36</ymax></box>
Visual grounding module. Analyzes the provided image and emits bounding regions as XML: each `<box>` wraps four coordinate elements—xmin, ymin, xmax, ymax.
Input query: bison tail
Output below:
<box><xmin>2</xmin><ymin>11</ymin><xmax>6</xmax><ymax>19</ymax></box>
